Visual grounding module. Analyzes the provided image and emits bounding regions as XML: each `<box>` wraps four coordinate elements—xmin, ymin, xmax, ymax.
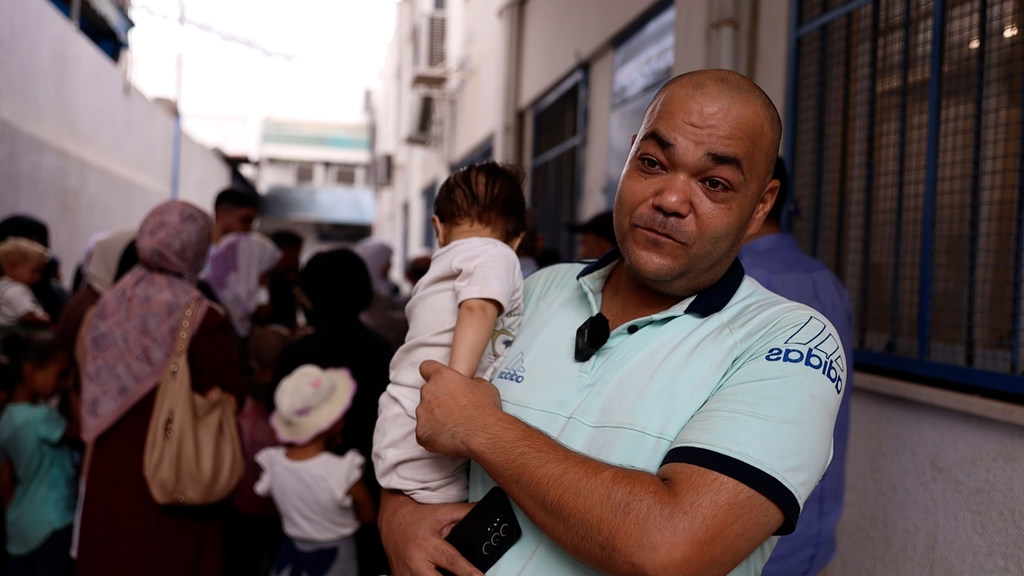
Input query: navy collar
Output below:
<box><xmin>576</xmin><ymin>247</ymin><xmax>746</xmax><ymax>318</ymax></box>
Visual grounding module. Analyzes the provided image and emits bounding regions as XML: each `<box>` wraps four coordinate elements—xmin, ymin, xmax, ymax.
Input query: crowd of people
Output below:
<box><xmin>0</xmin><ymin>69</ymin><xmax>852</xmax><ymax>576</ymax></box>
<box><xmin>0</xmin><ymin>189</ymin><xmax>409</xmax><ymax>576</ymax></box>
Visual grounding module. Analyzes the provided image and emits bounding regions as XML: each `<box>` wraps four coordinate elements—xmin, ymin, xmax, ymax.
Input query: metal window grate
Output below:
<box><xmin>790</xmin><ymin>0</ymin><xmax>1024</xmax><ymax>397</ymax></box>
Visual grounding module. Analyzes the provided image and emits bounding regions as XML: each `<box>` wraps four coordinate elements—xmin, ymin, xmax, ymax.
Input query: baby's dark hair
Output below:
<box><xmin>434</xmin><ymin>161</ymin><xmax>527</xmax><ymax>243</ymax></box>
<box><xmin>1</xmin><ymin>331</ymin><xmax>61</xmax><ymax>392</ymax></box>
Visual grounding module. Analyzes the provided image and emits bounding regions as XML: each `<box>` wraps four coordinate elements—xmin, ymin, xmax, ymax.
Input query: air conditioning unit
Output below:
<box><xmin>406</xmin><ymin>96</ymin><xmax>435</xmax><ymax>146</ymax></box>
<box><xmin>370</xmin><ymin>154</ymin><xmax>393</xmax><ymax>186</ymax></box>
<box><xmin>412</xmin><ymin>12</ymin><xmax>447</xmax><ymax>88</ymax></box>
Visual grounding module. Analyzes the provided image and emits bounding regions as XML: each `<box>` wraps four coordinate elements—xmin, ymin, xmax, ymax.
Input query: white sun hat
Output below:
<box><xmin>270</xmin><ymin>364</ymin><xmax>358</xmax><ymax>445</ymax></box>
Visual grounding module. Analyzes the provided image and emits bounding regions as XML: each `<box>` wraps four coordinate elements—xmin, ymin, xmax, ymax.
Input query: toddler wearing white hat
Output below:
<box><xmin>255</xmin><ymin>364</ymin><xmax>376</xmax><ymax>576</ymax></box>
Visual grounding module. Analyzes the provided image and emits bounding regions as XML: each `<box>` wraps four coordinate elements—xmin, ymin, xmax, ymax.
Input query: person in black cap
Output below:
<box><xmin>566</xmin><ymin>209</ymin><xmax>617</xmax><ymax>259</ymax></box>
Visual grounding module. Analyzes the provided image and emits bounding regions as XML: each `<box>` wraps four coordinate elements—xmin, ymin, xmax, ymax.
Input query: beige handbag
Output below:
<box><xmin>143</xmin><ymin>299</ymin><xmax>245</xmax><ymax>506</ymax></box>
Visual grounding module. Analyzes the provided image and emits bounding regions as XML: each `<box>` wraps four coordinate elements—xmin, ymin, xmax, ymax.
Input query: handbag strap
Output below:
<box><xmin>171</xmin><ymin>300</ymin><xmax>199</xmax><ymax>363</ymax></box>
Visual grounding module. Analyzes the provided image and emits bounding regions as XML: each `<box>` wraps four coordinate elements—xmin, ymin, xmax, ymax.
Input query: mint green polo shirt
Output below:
<box><xmin>470</xmin><ymin>252</ymin><xmax>845</xmax><ymax>576</ymax></box>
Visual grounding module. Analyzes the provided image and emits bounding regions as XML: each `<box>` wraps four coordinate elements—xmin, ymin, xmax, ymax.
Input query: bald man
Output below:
<box><xmin>379</xmin><ymin>70</ymin><xmax>845</xmax><ymax>576</ymax></box>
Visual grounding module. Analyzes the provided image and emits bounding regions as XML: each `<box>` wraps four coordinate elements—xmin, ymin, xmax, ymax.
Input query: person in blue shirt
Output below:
<box><xmin>0</xmin><ymin>331</ymin><xmax>77</xmax><ymax>576</ymax></box>
<box><xmin>739</xmin><ymin>157</ymin><xmax>854</xmax><ymax>576</ymax></box>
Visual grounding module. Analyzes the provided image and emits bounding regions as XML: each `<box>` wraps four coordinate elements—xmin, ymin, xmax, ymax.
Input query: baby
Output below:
<box><xmin>373</xmin><ymin>160</ymin><xmax>527</xmax><ymax>504</ymax></box>
<box><xmin>0</xmin><ymin>237</ymin><xmax>51</xmax><ymax>330</ymax></box>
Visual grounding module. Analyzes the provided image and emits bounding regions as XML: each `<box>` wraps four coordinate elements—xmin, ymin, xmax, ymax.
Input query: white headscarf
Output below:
<box><xmin>353</xmin><ymin>236</ymin><xmax>394</xmax><ymax>295</ymax></box>
<box><xmin>84</xmin><ymin>229</ymin><xmax>135</xmax><ymax>294</ymax></box>
<box><xmin>200</xmin><ymin>232</ymin><xmax>282</xmax><ymax>337</ymax></box>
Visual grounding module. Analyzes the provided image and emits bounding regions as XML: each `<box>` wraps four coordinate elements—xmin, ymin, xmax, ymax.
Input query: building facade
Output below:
<box><xmin>367</xmin><ymin>1</ymin><xmax>1024</xmax><ymax>574</ymax></box>
<box><xmin>1</xmin><ymin>0</ymin><xmax>231</xmax><ymax>283</ymax></box>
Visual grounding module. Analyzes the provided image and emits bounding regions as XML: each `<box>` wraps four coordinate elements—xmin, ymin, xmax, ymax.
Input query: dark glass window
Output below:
<box><xmin>531</xmin><ymin>72</ymin><xmax>587</xmax><ymax>260</ymax></box>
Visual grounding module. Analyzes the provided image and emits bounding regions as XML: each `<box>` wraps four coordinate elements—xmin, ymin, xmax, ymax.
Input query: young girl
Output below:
<box><xmin>255</xmin><ymin>364</ymin><xmax>375</xmax><ymax>576</ymax></box>
<box><xmin>0</xmin><ymin>332</ymin><xmax>77</xmax><ymax>576</ymax></box>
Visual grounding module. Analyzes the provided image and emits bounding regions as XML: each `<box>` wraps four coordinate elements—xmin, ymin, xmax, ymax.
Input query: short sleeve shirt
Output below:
<box><xmin>469</xmin><ymin>253</ymin><xmax>846</xmax><ymax>576</ymax></box>
<box><xmin>255</xmin><ymin>447</ymin><xmax>364</xmax><ymax>541</ymax></box>
<box><xmin>372</xmin><ymin>237</ymin><xmax>523</xmax><ymax>503</ymax></box>
<box><xmin>0</xmin><ymin>403</ymin><xmax>76</xmax><ymax>555</ymax></box>
<box><xmin>389</xmin><ymin>236</ymin><xmax>524</xmax><ymax>396</ymax></box>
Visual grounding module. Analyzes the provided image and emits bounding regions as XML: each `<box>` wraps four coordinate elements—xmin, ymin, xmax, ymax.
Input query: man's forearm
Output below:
<box><xmin>467</xmin><ymin>411</ymin><xmax>782</xmax><ymax>576</ymax></box>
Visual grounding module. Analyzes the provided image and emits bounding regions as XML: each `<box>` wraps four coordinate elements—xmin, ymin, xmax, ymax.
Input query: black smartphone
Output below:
<box><xmin>438</xmin><ymin>486</ymin><xmax>522</xmax><ymax>576</ymax></box>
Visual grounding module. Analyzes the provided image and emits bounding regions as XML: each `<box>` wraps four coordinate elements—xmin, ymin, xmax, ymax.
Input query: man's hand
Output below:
<box><xmin>378</xmin><ymin>489</ymin><xmax>484</xmax><ymax>576</ymax></box>
<box><xmin>416</xmin><ymin>360</ymin><xmax>503</xmax><ymax>458</ymax></box>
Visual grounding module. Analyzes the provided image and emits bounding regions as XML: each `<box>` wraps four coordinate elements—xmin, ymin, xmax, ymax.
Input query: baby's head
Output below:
<box><xmin>270</xmin><ymin>364</ymin><xmax>357</xmax><ymax>448</ymax></box>
<box><xmin>433</xmin><ymin>161</ymin><xmax>527</xmax><ymax>248</ymax></box>
<box><xmin>0</xmin><ymin>238</ymin><xmax>50</xmax><ymax>285</ymax></box>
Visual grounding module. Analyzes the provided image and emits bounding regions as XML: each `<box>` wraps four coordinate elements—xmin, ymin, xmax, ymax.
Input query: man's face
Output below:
<box><xmin>613</xmin><ymin>84</ymin><xmax>777</xmax><ymax>297</ymax></box>
<box><xmin>219</xmin><ymin>206</ymin><xmax>258</xmax><ymax>235</ymax></box>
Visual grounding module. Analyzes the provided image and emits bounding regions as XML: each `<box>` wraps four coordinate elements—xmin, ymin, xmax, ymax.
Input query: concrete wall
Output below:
<box><xmin>0</xmin><ymin>0</ymin><xmax>229</xmax><ymax>283</ymax></box>
<box><xmin>579</xmin><ymin>49</ymin><xmax>614</xmax><ymax>220</ymax></box>
<box><xmin>518</xmin><ymin>0</ymin><xmax>661</xmax><ymax>107</ymax></box>
<box><xmin>834</xmin><ymin>375</ymin><xmax>1024</xmax><ymax>574</ymax></box>
<box><xmin>447</xmin><ymin>0</ymin><xmax>503</xmax><ymax>163</ymax></box>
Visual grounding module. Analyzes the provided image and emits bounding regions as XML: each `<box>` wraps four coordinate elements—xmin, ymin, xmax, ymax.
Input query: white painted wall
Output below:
<box><xmin>518</xmin><ymin>0</ymin><xmax>661</xmax><ymax>107</ymax></box>
<box><xmin>0</xmin><ymin>0</ymin><xmax>229</xmax><ymax>284</ymax></box>
<box><xmin>447</xmin><ymin>0</ymin><xmax>504</xmax><ymax>163</ymax></box>
<box><xmin>579</xmin><ymin>49</ymin><xmax>614</xmax><ymax>219</ymax></box>
<box><xmin>834</xmin><ymin>376</ymin><xmax>1024</xmax><ymax>574</ymax></box>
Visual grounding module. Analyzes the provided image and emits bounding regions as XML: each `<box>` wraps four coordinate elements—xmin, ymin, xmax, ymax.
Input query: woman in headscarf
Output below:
<box><xmin>53</xmin><ymin>229</ymin><xmax>137</xmax><ymax>354</ymax></box>
<box><xmin>273</xmin><ymin>248</ymin><xmax>394</xmax><ymax>576</ymax></box>
<box><xmin>75</xmin><ymin>200</ymin><xmax>244</xmax><ymax>576</ymax></box>
<box><xmin>352</xmin><ymin>237</ymin><xmax>407</xmax><ymax>353</ymax></box>
<box><xmin>199</xmin><ymin>231</ymin><xmax>282</xmax><ymax>338</ymax></box>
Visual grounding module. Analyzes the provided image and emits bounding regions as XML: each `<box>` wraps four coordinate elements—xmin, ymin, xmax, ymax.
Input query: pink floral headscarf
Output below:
<box><xmin>80</xmin><ymin>200</ymin><xmax>213</xmax><ymax>443</ymax></box>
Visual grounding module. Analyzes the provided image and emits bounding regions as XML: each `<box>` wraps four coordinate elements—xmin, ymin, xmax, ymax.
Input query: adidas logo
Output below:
<box><xmin>497</xmin><ymin>352</ymin><xmax>526</xmax><ymax>384</ymax></box>
<box><xmin>764</xmin><ymin>316</ymin><xmax>845</xmax><ymax>394</ymax></box>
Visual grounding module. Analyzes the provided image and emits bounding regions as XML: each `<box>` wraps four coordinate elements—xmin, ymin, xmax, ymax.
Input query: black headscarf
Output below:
<box><xmin>299</xmin><ymin>248</ymin><xmax>374</xmax><ymax>328</ymax></box>
<box><xmin>0</xmin><ymin>215</ymin><xmax>49</xmax><ymax>247</ymax></box>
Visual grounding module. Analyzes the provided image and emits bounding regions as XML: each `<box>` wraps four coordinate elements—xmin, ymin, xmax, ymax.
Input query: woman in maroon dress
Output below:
<box><xmin>75</xmin><ymin>201</ymin><xmax>244</xmax><ymax>576</ymax></box>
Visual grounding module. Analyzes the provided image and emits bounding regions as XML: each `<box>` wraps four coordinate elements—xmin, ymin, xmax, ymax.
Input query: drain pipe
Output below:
<box><xmin>710</xmin><ymin>0</ymin><xmax>739</xmax><ymax>71</ymax></box>
<box><xmin>497</xmin><ymin>0</ymin><xmax>524</xmax><ymax>163</ymax></box>
<box><xmin>170</xmin><ymin>0</ymin><xmax>185</xmax><ymax>199</ymax></box>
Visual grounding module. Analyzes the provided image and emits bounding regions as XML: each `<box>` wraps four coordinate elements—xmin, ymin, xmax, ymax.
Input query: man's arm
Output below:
<box><xmin>447</xmin><ymin>298</ymin><xmax>500</xmax><ymax>377</ymax></box>
<box><xmin>416</xmin><ymin>360</ymin><xmax>784</xmax><ymax>576</ymax></box>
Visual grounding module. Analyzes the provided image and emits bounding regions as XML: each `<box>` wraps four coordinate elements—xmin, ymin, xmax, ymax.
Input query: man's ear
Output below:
<box><xmin>746</xmin><ymin>179</ymin><xmax>780</xmax><ymax>238</ymax></box>
<box><xmin>431</xmin><ymin>215</ymin><xmax>447</xmax><ymax>246</ymax></box>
